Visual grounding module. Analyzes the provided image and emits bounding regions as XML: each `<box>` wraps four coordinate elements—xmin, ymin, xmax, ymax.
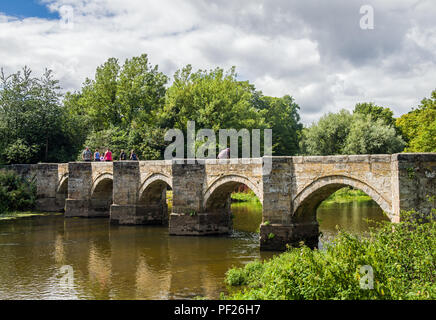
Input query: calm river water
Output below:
<box><xmin>0</xmin><ymin>201</ymin><xmax>389</xmax><ymax>300</ymax></box>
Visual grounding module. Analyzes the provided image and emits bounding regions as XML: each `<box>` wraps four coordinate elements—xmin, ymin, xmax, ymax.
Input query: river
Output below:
<box><xmin>0</xmin><ymin>200</ymin><xmax>389</xmax><ymax>300</ymax></box>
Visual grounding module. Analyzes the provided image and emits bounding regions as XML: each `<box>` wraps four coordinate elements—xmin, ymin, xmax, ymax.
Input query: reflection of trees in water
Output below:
<box><xmin>317</xmin><ymin>202</ymin><xmax>390</xmax><ymax>246</ymax></box>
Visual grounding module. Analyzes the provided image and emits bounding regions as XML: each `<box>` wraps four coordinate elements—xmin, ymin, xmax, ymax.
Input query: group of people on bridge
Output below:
<box><xmin>82</xmin><ymin>146</ymin><xmax>230</xmax><ymax>162</ymax></box>
<box><xmin>81</xmin><ymin>147</ymin><xmax>139</xmax><ymax>162</ymax></box>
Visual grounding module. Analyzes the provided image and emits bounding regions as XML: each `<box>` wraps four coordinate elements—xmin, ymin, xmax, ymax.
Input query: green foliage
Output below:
<box><xmin>300</xmin><ymin>110</ymin><xmax>353</xmax><ymax>155</ymax></box>
<box><xmin>163</xmin><ymin>65</ymin><xmax>264</xmax><ymax>131</ymax></box>
<box><xmin>81</xmin><ymin>126</ymin><xmax>129</xmax><ymax>160</ymax></box>
<box><xmin>353</xmin><ymin>102</ymin><xmax>396</xmax><ymax>128</ymax></box>
<box><xmin>258</xmin><ymin>95</ymin><xmax>302</xmax><ymax>156</ymax></box>
<box><xmin>231</xmin><ymin>190</ymin><xmax>260</xmax><ymax>203</ymax></box>
<box><xmin>396</xmin><ymin>89</ymin><xmax>436</xmax><ymax>152</ymax></box>
<box><xmin>343</xmin><ymin>114</ymin><xmax>405</xmax><ymax>154</ymax></box>
<box><xmin>2</xmin><ymin>139</ymin><xmax>38</xmax><ymax>164</ymax></box>
<box><xmin>223</xmin><ymin>212</ymin><xmax>435</xmax><ymax>300</ymax></box>
<box><xmin>0</xmin><ymin>67</ymin><xmax>77</xmax><ymax>164</ymax></box>
<box><xmin>64</xmin><ymin>55</ymin><xmax>168</xmax><ymax>131</ymax></box>
<box><xmin>64</xmin><ymin>54</ymin><xmax>168</xmax><ymax>160</ymax></box>
<box><xmin>0</xmin><ymin>170</ymin><xmax>36</xmax><ymax>214</ymax></box>
<box><xmin>300</xmin><ymin>107</ymin><xmax>405</xmax><ymax>155</ymax></box>
<box><xmin>2</xmin><ymin>55</ymin><xmax>431</xmax><ymax>164</ymax></box>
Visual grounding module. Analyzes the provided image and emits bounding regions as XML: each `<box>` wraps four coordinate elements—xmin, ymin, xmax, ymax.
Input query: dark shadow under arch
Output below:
<box><xmin>56</xmin><ymin>176</ymin><xmax>68</xmax><ymax>211</ymax></box>
<box><xmin>137</xmin><ymin>177</ymin><xmax>172</xmax><ymax>225</ymax></box>
<box><xmin>90</xmin><ymin>176</ymin><xmax>113</xmax><ymax>217</ymax></box>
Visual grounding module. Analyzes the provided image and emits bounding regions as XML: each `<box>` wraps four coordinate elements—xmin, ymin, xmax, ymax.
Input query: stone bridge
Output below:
<box><xmin>7</xmin><ymin>153</ymin><xmax>436</xmax><ymax>251</ymax></box>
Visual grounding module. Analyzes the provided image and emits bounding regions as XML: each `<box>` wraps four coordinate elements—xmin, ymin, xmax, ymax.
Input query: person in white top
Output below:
<box><xmin>217</xmin><ymin>148</ymin><xmax>230</xmax><ymax>159</ymax></box>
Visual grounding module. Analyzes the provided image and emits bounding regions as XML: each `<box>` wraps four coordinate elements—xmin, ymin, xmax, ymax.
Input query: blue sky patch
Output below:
<box><xmin>0</xmin><ymin>0</ymin><xmax>60</xmax><ymax>19</ymax></box>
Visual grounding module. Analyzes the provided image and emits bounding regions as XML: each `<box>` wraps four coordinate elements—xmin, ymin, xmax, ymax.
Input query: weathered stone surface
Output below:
<box><xmin>9</xmin><ymin>153</ymin><xmax>436</xmax><ymax>251</ymax></box>
<box><xmin>169</xmin><ymin>212</ymin><xmax>231</xmax><ymax>235</ymax></box>
<box><xmin>260</xmin><ymin>222</ymin><xmax>319</xmax><ymax>251</ymax></box>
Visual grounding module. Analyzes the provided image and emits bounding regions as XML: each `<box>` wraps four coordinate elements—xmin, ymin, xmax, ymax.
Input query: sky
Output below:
<box><xmin>0</xmin><ymin>0</ymin><xmax>435</xmax><ymax>125</ymax></box>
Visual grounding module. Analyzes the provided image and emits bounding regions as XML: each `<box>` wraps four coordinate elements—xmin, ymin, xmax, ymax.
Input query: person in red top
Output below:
<box><xmin>104</xmin><ymin>148</ymin><xmax>113</xmax><ymax>161</ymax></box>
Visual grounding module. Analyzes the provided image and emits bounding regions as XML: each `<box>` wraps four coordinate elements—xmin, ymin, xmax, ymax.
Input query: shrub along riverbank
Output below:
<box><xmin>0</xmin><ymin>169</ymin><xmax>36</xmax><ymax>215</ymax></box>
<box><xmin>223</xmin><ymin>211</ymin><xmax>435</xmax><ymax>300</ymax></box>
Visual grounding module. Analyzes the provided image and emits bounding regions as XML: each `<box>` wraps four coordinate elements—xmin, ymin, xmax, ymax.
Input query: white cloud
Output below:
<box><xmin>0</xmin><ymin>0</ymin><xmax>435</xmax><ymax>124</ymax></box>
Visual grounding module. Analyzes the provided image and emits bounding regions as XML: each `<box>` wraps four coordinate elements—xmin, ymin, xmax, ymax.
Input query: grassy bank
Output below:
<box><xmin>231</xmin><ymin>191</ymin><xmax>260</xmax><ymax>203</ymax></box>
<box><xmin>319</xmin><ymin>187</ymin><xmax>373</xmax><ymax>207</ymax></box>
<box><xmin>223</xmin><ymin>211</ymin><xmax>435</xmax><ymax>300</ymax></box>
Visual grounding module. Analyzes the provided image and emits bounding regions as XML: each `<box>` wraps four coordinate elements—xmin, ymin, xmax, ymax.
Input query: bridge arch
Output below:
<box><xmin>137</xmin><ymin>173</ymin><xmax>172</xmax><ymax>224</ymax></box>
<box><xmin>138</xmin><ymin>173</ymin><xmax>172</xmax><ymax>200</ymax></box>
<box><xmin>292</xmin><ymin>175</ymin><xmax>392</xmax><ymax>223</ymax></box>
<box><xmin>203</xmin><ymin>174</ymin><xmax>262</xmax><ymax>211</ymax></box>
<box><xmin>57</xmin><ymin>174</ymin><xmax>69</xmax><ymax>194</ymax></box>
<box><xmin>90</xmin><ymin>173</ymin><xmax>113</xmax><ymax>217</ymax></box>
<box><xmin>56</xmin><ymin>174</ymin><xmax>69</xmax><ymax>211</ymax></box>
<box><xmin>91</xmin><ymin>173</ymin><xmax>114</xmax><ymax>198</ymax></box>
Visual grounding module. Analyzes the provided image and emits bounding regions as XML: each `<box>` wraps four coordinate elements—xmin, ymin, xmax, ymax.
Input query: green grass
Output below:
<box><xmin>231</xmin><ymin>191</ymin><xmax>260</xmax><ymax>203</ymax></box>
<box><xmin>319</xmin><ymin>187</ymin><xmax>373</xmax><ymax>207</ymax></box>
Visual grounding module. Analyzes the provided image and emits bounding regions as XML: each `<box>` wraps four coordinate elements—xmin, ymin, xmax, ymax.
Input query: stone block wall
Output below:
<box><xmin>392</xmin><ymin>153</ymin><xmax>436</xmax><ymax>220</ymax></box>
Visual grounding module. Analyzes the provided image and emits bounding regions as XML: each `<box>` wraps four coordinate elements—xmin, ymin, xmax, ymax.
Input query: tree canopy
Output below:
<box><xmin>300</xmin><ymin>107</ymin><xmax>405</xmax><ymax>156</ymax></box>
<box><xmin>2</xmin><ymin>53</ymin><xmax>432</xmax><ymax>164</ymax></box>
<box><xmin>396</xmin><ymin>89</ymin><xmax>436</xmax><ymax>153</ymax></box>
<box><xmin>0</xmin><ymin>67</ymin><xmax>73</xmax><ymax>164</ymax></box>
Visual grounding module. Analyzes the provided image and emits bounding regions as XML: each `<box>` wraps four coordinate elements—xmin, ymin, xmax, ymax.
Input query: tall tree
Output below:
<box><xmin>300</xmin><ymin>110</ymin><xmax>353</xmax><ymax>155</ymax></box>
<box><xmin>0</xmin><ymin>67</ymin><xmax>69</xmax><ymax>164</ymax></box>
<box><xmin>64</xmin><ymin>54</ymin><xmax>167</xmax><ymax>131</ymax></box>
<box><xmin>300</xmin><ymin>109</ymin><xmax>405</xmax><ymax>156</ymax></box>
<box><xmin>396</xmin><ymin>89</ymin><xmax>436</xmax><ymax>152</ymax></box>
<box><xmin>353</xmin><ymin>102</ymin><xmax>396</xmax><ymax>127</ymax></box>
<box><xmin>260</xmin><ymin>95</ymin><xmax>302</xmax><ymax>156</ymax></box>
<box><xmin>344</xmin><ymin>114</ymin><xmax>405</xmax><ymax>154</ymax></box>
<box><xmin>163</xmin><ymin>65</ymin><xmax>265</xmax><ymax>131</ymax></box>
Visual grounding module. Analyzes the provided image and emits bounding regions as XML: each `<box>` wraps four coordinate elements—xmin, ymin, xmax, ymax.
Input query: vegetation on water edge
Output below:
<box><xmin>223</xmin><ymin>211</ymin><xmax>435</xmax><ymax>300</ymax></box>
<box><xmin>0</xmin><ymin>211</ymin><xmax>62</xmax><ymax>220</ymax></box>
<box><xmin>231</xmin><ymin>191</ymin><xmax>260</xmax><ymax>203</ymax></box>
<box><xmin>0</xmin><ymin>170</ymin><xmax>36</xmax><ymax>215</ymax></box>
<box><xmin>319</xmin><ymin>187</ymin><xmax>373</xmax><ymax>206</ymax></box>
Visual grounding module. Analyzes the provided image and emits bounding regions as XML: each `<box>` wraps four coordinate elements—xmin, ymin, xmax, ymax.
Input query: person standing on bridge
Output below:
<box><xmin>104</xmin><ymin>148</ymin><xmax>112</xmax><ymax>162</ymax></box>
<box><xmin>82</xmin><ymin>147</ymin><xmax>92</xmax><ymax>162</ymax></box>
<box><xmin>217</xmin><ymin>147</ymin><xmax>230</xmax><ymax>159</ymax></box>
<box><xmin>130</xmin><ymin>150</ymin><xmax>139</xmax><ymax>161</ymax></box>
<box><xmin>94</xmin><ymin>149</ymin><xmax>100</xmax><ymax>162</ymax></box>
<box><xmin>119</xmin><ymin>149</ymin><xmax>127</xmax><ymax>161</ymax></box>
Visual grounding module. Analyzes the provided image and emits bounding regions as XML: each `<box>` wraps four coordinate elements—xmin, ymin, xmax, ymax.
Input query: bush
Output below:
<box><xmin>0</xmin><ymin>169</ymin><xmax>36</xmax><ymax>214</ymax></box>
<box><xmin>223</xmin><ymin>211</ymin><xmax>435</xmax><ymax>300</ymax></box>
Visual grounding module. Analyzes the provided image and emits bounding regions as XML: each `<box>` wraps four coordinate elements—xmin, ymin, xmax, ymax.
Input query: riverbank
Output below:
<box><xmin>0</xmin><ymin>211</ymin><xmax>63</xmax><ymax>221</ymax></box>
<box><xmin>223</xmin><ymin>211</ymin><xmax>435</xmax><ymax>300</ymax></box>
<box><xmin>319</xmin><ymin>187</ymin><xmax>373</xmax><ymax>206</ymax></box>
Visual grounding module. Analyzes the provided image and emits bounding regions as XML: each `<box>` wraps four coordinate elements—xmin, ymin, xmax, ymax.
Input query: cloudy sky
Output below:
<box><xmin>0</xmin><ymin>0</ymin><xmax>435</xmax><ymax>124</ymax></box>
